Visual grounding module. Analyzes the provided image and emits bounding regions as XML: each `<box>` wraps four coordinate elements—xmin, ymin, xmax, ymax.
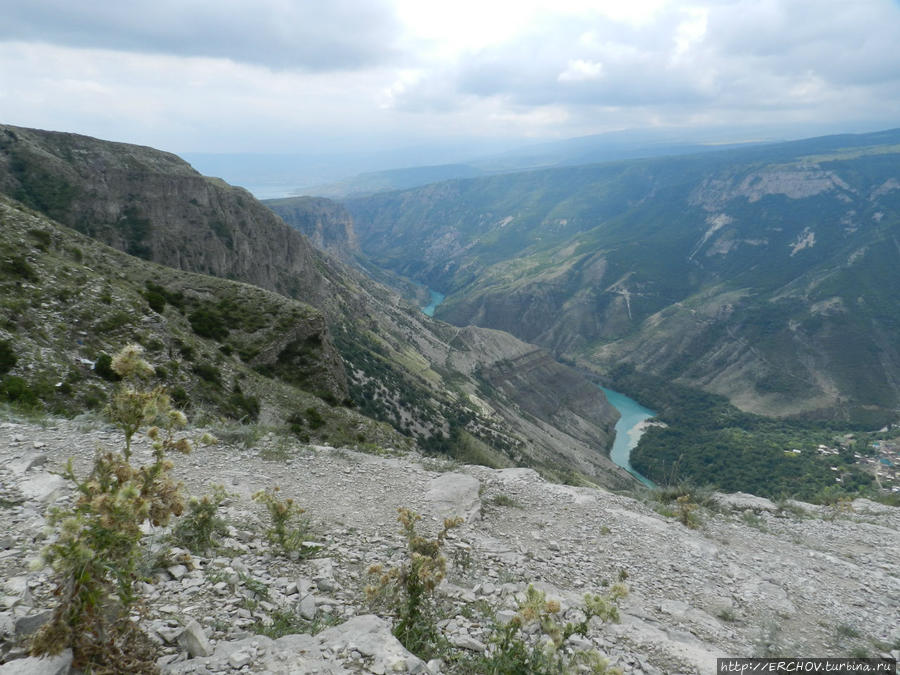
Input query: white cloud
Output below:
<box><xmin>558</xmin><ymin>59</ymin><xmax>605</xmax><ymax>83</ymax></box>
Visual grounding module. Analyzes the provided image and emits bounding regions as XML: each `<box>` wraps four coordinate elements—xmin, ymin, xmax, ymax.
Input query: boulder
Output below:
<box><xmin>0</xmin><ymin>650</ymin><xmax>72</xmax><ymax>675</ymax></box>
<box><xmin>19</xmin><ymin>474</ymin><xmax>68</xmax><ymax>504</ymax></box>
<box><xmin>426</xmin><ymin>473</ymin><xmax>481</xmax><ymax>523</ymax></box>
<box><xmin>316</xmin><ymin>614</ymin><xmax>426</xmax><ymax>673</ymax></box>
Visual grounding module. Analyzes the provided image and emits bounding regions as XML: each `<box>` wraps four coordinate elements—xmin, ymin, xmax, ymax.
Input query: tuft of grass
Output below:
<box><xmin>252</xmin><ymin>609</ymin><xmax>341</xmax><ymax>639</ymax></box>
<box><xmin>488</xmin><ymin>494</ymin><xmax>522</xmax><ymax>509</ymax></box>
<box><xmin>836</xmin><ymin>623</ymin><xmax>862</xmax><ymax>640</ymax></box>
<box><xmin>214</xmin><ymin>421</ymin><xmax>264</xmax><ymax>449</ymax></box>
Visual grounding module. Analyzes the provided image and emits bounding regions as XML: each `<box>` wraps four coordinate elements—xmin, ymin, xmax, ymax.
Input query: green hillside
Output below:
<box><xmin>347</xmin><ymin>129</ymin><xmax>900</xmax><ymax>424</ymax></box>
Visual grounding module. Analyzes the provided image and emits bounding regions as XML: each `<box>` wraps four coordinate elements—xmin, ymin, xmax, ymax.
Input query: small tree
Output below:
<box><xmin>32</xmin><ymin>345</ymin><xmax>207</xmax><ymax>673</ymax></box>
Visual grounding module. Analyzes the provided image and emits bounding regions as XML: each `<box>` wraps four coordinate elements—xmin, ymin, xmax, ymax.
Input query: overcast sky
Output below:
<box><xmin>1</xmin><ymin>0</ymin><xmax>899</xmax><ymax>159</ymax></box>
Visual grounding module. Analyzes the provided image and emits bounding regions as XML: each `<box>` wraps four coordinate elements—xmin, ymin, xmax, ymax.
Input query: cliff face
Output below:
<box><xmin>449</xmin><ymin>327</ymin><xmax>618</xmax><ymax>479</ymax></box>
<box><xmin>265</xmin><ymin>196</ymin><xmax>359</xmax><ymax>261</ymax></box>
<box><xmin>0</xmin><ymin>125</ymin><xmax>331</xmax><ymax>308</ymax></box>
<box><xmin>0</xmin><ymin>124</ymin><xmax>624</xmax><ymax>487</ymax></box>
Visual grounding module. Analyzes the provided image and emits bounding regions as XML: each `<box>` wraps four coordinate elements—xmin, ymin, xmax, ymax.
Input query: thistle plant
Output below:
<box><xmin>31</xmin><ymin>344</ymin><xmax>208</xmax><ymax>673</ymax></box>
<box><xmin>172</xmin><ymin>484</ymin><xmax>229</xmax><ymax>553</ymax></box>
<box><xmin>479</xmin><ymin>583</ymin><xmax>628</xmax><ymax>675</ymax></box>
<box><xmin>253</xmin><ymin>486</ymin><xmax>311</xmax><ymax>556</ymax></box>
<box><xmin>366</xmin><ymin>507</ymin><xmax>462</xmax><ymax>657</ymax></box>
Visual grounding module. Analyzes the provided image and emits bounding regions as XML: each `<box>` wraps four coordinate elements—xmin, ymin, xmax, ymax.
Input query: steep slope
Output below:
<box><xmin>0</xmin><ymin>124</ymin><xmax>624</xmax><ymax>488</ymax></box>
<box><xmin>346</xmin><ymin>129</ymin><xmax>900</xmax><ymax>424</ymax></box>
<box><xmin>0</xmin><ymin>194</ymin><xmax>419</xmax><ymax>451</ymax></box>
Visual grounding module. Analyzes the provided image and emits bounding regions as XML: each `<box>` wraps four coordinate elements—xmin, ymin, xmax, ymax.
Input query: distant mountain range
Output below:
<box><xmin>341</xmin><ymin>128</ymin><xmax>900</xmax><ymax>425</ymax></box>
<box><xmin>189</xmin><ymin>127</ymin><xmax>780</xmax><ymax>200</ymax></box>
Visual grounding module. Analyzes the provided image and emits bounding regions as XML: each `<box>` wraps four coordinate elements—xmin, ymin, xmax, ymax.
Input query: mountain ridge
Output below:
<box><xmin>344</xmin><ymin>127</ymin><xmax>900</xmax><ymax>425</ymax></box>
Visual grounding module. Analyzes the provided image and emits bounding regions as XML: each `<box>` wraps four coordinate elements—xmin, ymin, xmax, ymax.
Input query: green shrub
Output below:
<box><xmin>142</xmin><ymin>288</ymin><xmax>166</xmax><ymax>313</ymax></box>
<box><xmin>306</xmin><ymin>407</ymin><xmax>325</xmax><ymax>429</ymax></box>
<box><xmin>189</xmin><ymin>306</ymin><xmax>228</xmax><ymax>341</ymax></box>
<box><xmin>145</xmin><ymin>282</ymin><xmax>184</xmax><ymax>311</ymax></box>
<box><xmin>96</xmin><ymin>311</ymin><xmax>131</xmax><ymax>332</ymax></box>
<box><xmin>0</xmin><ymin>375</ymin><xmax>39</xmax><ymax>408</ymax></box>
<box><xmin>0</xmin><ymin>340</ymin><xmax>16</xmax><ymax>376</ymax></box>
<box><xmin>366</xmin><ymin>508</ymin><xmax>461</xmax><ymax>658</ymax></box>
<box><xmin>171</xmin><ymin>485</ymin><xmax>228</xmax><ymax>554</ymax></box>
<box><xmin>228</xmin><ymin>390</ymin><xmax>260</xmax><ymax>422</ymax></box>
<box><xmin>171</xmin><ymin>386</ymin><xmax>189</xmax><ymax>408</ymax></box>
<box><xmin>2</xmin><ymin>255</ymin><xmax>38</xmax><ymax>281</ymax></box>
<box><xmin>192</xmin><ymin>362</ymin><xmax>222</xmax><ymax>386</ymax></box>
<box><xmin>93</xmin><ymin>352</ymin><xmax>120</xmax><ymax>381</ymax></box>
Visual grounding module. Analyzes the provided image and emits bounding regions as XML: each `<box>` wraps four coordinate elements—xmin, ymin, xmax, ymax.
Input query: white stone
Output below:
<box><xmin>177</xmin><ymin>618</ymin><xmax>213</xmax><ymax>658</ymax></box>
<box><xmin>299</xmin><ymin>593</ymin><xmax>316</xmax><ymax>620</ymax></box>
<box><xmin>0</xmin><ymin>651</ymin><xmax>71</xmax><ymax>675</ymax></box>
<box><xmin>426</xmin><ymin>472</ymin><xmax>481</xmax><ymax>523</ymax></box>
<box><xmin>228</xmin><ymin>649</ymin><xmax>253</xmax><ymax>668</ymax></box>
<box><xmin>19</xmin><ymin>473</ymin><xmax>67</xmax><ymax>503</ymax></box>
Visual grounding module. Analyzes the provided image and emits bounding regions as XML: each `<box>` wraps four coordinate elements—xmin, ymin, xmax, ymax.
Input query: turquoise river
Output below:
<box><xmin>419</xmin><ymin>289</ymin><xmax>655</xmax><ymax>486</ymax></box>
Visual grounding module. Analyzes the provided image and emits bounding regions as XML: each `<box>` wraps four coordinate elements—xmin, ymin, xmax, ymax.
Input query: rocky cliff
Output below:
<box><xmin>0</xmin><ymin>125</ymin><xmax>331</xmax><ymax>308</ymax></box>
<box><xmin>265</xmin><ymin>196</ymin><xmax>359</xmax><ymax>261</ymax></box>
<box><xmin>0</xmin><ymin>194</ymin><xmax>361</xmax><ymax>427</ymax></box>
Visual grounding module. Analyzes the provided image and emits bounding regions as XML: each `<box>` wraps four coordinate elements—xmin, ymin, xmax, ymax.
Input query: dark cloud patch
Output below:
<box><xmin>705</xmin><ymin>0</ymin><xmax>900</xmax><ymax>86</ymax></box>
<box><xmin>0</xmin><ymin>0</ymin><xmax>400</xmax><ymax>71</ymax></box>
<box><xmin>392</xmin><ymin>0</ymin><xmax>900</xmax><ymax>114</ymax></box>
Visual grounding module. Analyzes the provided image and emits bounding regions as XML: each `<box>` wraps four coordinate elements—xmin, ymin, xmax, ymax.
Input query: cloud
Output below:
<box><xmin>391</xmin><ymin>0</ymin><xmax>900</xmax><ymax>119</ymax></box>
<box><xmin>0</xmin><ymin>0</ymin><xmax>400</xmax><ymax>71</ymax></box>
<box><xmin>558</xmin><ymin>59</ymin><xmax>604</xmax><ymax>83</ymax></box>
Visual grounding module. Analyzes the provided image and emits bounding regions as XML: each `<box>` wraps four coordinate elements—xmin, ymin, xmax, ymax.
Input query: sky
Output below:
<box><xmin>1</xmin><ymin>0</ymin><xmax>899</xmax><ymax>163</ymax></box>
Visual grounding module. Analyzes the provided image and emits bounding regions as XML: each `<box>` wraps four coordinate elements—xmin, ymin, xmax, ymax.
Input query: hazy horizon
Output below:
<box><xmin>2</xmin><ymin>0</ymin><xmax>899</xmax><ymax>168</ymax></box>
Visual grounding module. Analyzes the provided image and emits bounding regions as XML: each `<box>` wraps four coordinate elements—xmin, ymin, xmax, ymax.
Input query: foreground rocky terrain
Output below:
<box><xmin>1</xmin><ymin>415</ymin><xmax>898</xmax><ymax>674</ymax></box>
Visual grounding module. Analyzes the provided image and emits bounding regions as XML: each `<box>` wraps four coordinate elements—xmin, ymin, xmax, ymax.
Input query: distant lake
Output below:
<box><xmin>599</xmin><ymin>387</ymin><xmax>656</xmax><ymax>487</ymax></box>
<box><xmin>244</xmin><ymin>185</ymin><xmax>301</xmax><ymax>200</ymax></box>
